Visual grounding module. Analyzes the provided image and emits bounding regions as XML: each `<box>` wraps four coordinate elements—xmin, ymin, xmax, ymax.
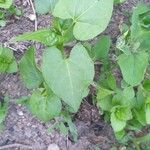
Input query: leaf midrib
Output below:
<box><xmin>65</xmin><ymin>60</ymin><xmax>74</xmax><ymax>99</ymax></box>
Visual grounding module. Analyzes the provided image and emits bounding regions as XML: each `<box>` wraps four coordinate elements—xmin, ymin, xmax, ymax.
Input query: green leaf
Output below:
<box><xmin>135</xmin><ymin>86</ymin><xmax>145</xmax><ymax>109</ymax></box>
<box><xmin>63</xmin><ymin>112</ymin><xmax>78</xmax><ymax>142</ymax></box>
<box><xmin>19</xmin><ymin>47</ymin><xmax>43</xmax><ymax>89</ymax></box>
<box><xmin>97</xmin><ymin>87</ymin><xmax>114</xmax><ymax>99</ymax></box>
<box><xmin>42</xmin><ymin>43</ymin><xmax>94</xmax><ymax>112</ymax></box>
<box><xmin>131</xmin><ymin>3</ymin><xmax>150</xmax><ymax>40</ymax></box>
<box><xmin>0</xmin><ymin>96</ymin><xmax>9</xmax><ymax>128</ymax></box>
<box><xmin>92</xmin><ymin>35</ymin><xmax>111</xmax><ymax>61</ymax></box>
<box><xmin>111</xmin><ymin>111</ymin><xmax>126</xmax><ymax>132</ymax></box>
<box><xmin>12</xmin><ymin>29</ymin><xmax>62</xmax><ymax>47</ymax></box>
<box><xmin>145</xmin><ymin>96</ymin><xmax>150</xmax><ymax>124</ymax></box>
<box><xmin>143</xmin><ymin>79</ymin><xmax>150</xmax><ymax>92</ymax></box>
<box><xmin>53</xmin><ymin>0</ymin><xmax>113</xmax><ymax>41</ymax></box>
<box><xmin>0</xmin><ymin>46</ymin><xmax>17</xmax><ymax>73</ymax></box>
<box><xmin>134</xmin><ymin>108</ymin><xmax>146</xmax><ymax>126</ymax></box>
<box><xmin>122</xmin><ymin>86</ymin><xmax>135</xmax><ymax>105</ymax></box>
<box><xmin>29</xmin><ymin>89</ymin><xmax>62</xmax><ymax>122</ymax></box>
<box><xmin>97</xmin><ymin>95</ymin><xmax>113</xmax><ymax>111</ymax></box>
<box><xmin>114</xmin><ymin>0</ymin><xmax>126</xmax><ymax>4</ymax></box>
<box><xmin>111</xmin><ymin>106</ymin><xmax>132</xmax><ymax>132</ymax></box>
<box><xmin>0</xmin><ymin>0</ymin><xmax>12</xmax><ymax>9</ymax></box>
<box><xmin>135</xmin><ymin>133</ymin><xmax>150</xmax><ymax>144</ymax></box>
<box><xmin>118</xmin><ymin>52</ymin><xmax>149</xmax><ymax>86</ymax></box>
<box><xmin>34</xmin><ymin>0</ymin><xmax>58</xmax><ymax>14</ymax></box>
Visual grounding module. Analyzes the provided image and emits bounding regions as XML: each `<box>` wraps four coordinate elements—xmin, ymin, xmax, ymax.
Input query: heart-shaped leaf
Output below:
<box><xmin>53</xmin><ymin>0</ymin><xmax>113</xmax><ymax>41</ymax></box>
<box><xmin>118</xmin><ymin>52</ymin><xmax>149</xmax><ymax>86</ymax></box>
<box><xmin>42</xmin><ymin>43</ymin><xmax>94</xmax><ymax>112</ymax></box>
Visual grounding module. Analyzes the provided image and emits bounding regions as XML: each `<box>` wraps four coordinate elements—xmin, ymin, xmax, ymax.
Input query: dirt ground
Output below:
<box><xmin>0</xmin><ymin>0</ymin><xmax>150</xmax><ymax>150</ymax></box>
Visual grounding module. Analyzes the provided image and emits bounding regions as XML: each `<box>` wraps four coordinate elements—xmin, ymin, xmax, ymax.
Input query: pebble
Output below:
<box><xmin>18</xmin><ymin>111</ymin><xmax>24</xmax><ymax>116</ymax></box>
<box><xmin>47</xmin><ymin>144</ymin><xmax>60</xmax><ymax>150</ymax></box>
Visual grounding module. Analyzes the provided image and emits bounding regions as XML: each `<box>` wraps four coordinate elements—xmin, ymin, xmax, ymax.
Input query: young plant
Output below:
<box><xmin>96</xmin><ymin>3</ymin><xmax>150</xmax><ymax>148</ymax></box>
<box><xmin>11</xmin><ymin>0</ymin><xmax>114</xmax><ymax>139</ymax></box>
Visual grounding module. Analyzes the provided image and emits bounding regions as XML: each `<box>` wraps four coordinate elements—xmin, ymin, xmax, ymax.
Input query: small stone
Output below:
<box><xmin>47</xmin><ymin>144</ymin><xmax>60</xmax><ymax>150</ymax></box>
<box><xmin>28</xmin><ymin>14</ymin><xmax>36</xmax><ymax>21</ymax></box>
<box><xmin>18</xmin><ymin>111</ymin><xmax>24</xmax><ymax>116</ymax></box>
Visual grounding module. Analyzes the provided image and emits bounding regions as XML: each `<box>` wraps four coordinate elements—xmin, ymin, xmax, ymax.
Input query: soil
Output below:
<box><xmin>0</xmin><ymin>0</ymin><xmax>150</xmax><ymax>150</ymax></box>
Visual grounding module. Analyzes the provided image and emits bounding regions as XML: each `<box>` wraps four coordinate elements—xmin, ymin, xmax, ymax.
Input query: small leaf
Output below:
<box><xmin>118</xmin><ymin>52</ymin><xmax>149</xmax><ymax>86</ymax></box>
<box><xmin>12</xmin><ymin>29</ymin><xmax>62</xmax><ymax>47</ymax></box>
<box><xmin>123</xmin><ymin>86</ymin><xmax>135</xmax><ymax>100</ymax></box>
<box><xmin>134</xmin><ymin>108</ymin><xmax>146</xmax><ymax>126</ymax></box>
<box><xmin>145</xmin><ymin>96</ymin><xmax>150</xmax><ymax>124</ymax></box>
<box><xmin>29</xmin><ymin>89</ymin><xmax>62</xmax><ymax>122</ymax></box>
<box><xmin>97</xmin><ymin>95</ymin><xmax>113</xmax><ymax>111</ymax></box>
<box><xmin>19</xmin><ymin>47</ymin><xmax>43</xmax><ymax>89</ymax></box>
<box><xmin>42</xmin><ymin>43</ymin><xmax>94</xmax><ymax>112</ymax></box>
<box><xmin>53</xmin><ymin>0</ymin><xmax>113</xmax><ymax>41</ymax></box>
<box><xmin>111</xmin><ymin>111</ymin><xmax>126</xmax><ymax>132</ymax></box>
<box><xmin>111</xmin><ymin>106</ymin><xmax>132</xmax><ymax>132</ymax></box>
<box><xmin>143</xmin><ymin>79</ymin><xmax>150</xmax><ymax>92</ymax></box>
<box><xmin>97</xmin><ymin>87</ymin><xmax>114</xmax><ymax>99</ymax></box>
<box><xmin>92</xmin><ymin>35</ymin><xmax>111</xmax><ymax>61</ymax></box>
<box><xmin>0</xmin><ymin>46</ymin><xmax>17</xmax><ymax>73</ymax></box>
<box><xmin>0</xmin><ymin>0</ymin><xmax>12</xmax><ymax>9</ymax></box>
<box><xmin>34</xmin><ymin>0</ymin><xmax>58</xmax><ymax>14</ymax></box>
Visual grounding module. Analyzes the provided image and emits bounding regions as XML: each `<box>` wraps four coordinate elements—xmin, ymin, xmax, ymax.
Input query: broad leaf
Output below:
<box><xmin>34</xmin><ymin>0</ymin><xmax>58</xmax><ymax>14</ymax></box>
<box><xmin>53</xmin><ymin>0</ymin><xmax>113</xmax><ymax>40</ymax></box>
<box><xmin>118</xmin><ymin>52</ymin><xmax>149</xmax><ymax>86</ymax></box>
<box><xmin>19</xmin><ymin>47</ymin><xmax>43</xmax><ymax>89</ymax></box>
<box><xmin>0</xmin><ymin>46</ymin><xmax>17</xmax><ymax>73</ymax></box>
<box><xmin>29</xmin><ymin>90</ymin><xmax>62</xmax><ymax>122</ymax></box>
<box><xmin>42</xmin><ymin>43</ymin><xmax>94</xmax><ymax>112</ymax></box>
<box><xmin>12</xmin><ymin>29</ymin><xmax>62</xmax><ymax>47</ymax></box>
<box><xmin>0</xmin><ymin>0</ymin><xmax>12</xmax><ymax>8</ymax></box>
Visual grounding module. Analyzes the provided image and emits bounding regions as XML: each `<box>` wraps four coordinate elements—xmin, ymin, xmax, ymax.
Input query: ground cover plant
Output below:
<box><xmin>0</xmin><ymin>0</ymin><xmax>150</xmax><ymax>149</ymax></box>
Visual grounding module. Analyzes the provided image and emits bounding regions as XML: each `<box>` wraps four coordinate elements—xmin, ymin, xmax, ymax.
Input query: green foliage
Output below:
<box><xmin>19</xmin><ymin>47</ymin><xmax>43</xmax><ymax>89</ymax></box>
<box><xmin>0</xmin><ymin>96</ymin><xmax>9</xmax><ymax>131</ymax></box>
<box><xmin>111</xmin><ymin>105</ymin><xmax>132</xmax><ymax>132</ymax></box>
<box><xmin>0</xmin><ymin>45</ymin><xmax>17</xmax><ymax>73</ymax></box>
<box><xmin>12</xmin><ymin>28</ymin><xmax>62</xmax><ymax>47</ymax></box>
<box><xmin>0</xmin><ymin>0</ymin><xmax>12</xmax><ymax>9</ymax></box>
<box><xmin>96</xmin><ymin>3</ymin><xmax>150</xmax><ymax>148</ymax></box>
<box><xmin>53</xmin><ymin>0</ymin><xmax>113</xmax><ymax>40</ymax></box>
<box><xmin>29</xmin><ymin>89</ymin><xmax>62</xmax><ymax>122</ymax></box>
<box><xmin>0</xmin><ymin>0</ymin><xmax>150</xmax><ymax>147</ymax></box>
<box><xmin>42</xmin><ymin>43</ymin><xmax>94</xmax><ymax>112</ymax></box>
<box><xmin>114</xmin><ymin>0</ymin><xmax>126</xmax><ymax>4</ymax></box>
<box><xmin>34</xmin><ymin>0</ymin><xmax>58</xmax><ymax>14</ymax></box>
<box><xmin>92</xmin><ymin>35</ymin><xmax>111</xmax><ymax>64</ymax></box>
<box><xmin>118</xmin><ymin>52</ymin><xmax>148</xmax><ymax>86</ymax></box>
